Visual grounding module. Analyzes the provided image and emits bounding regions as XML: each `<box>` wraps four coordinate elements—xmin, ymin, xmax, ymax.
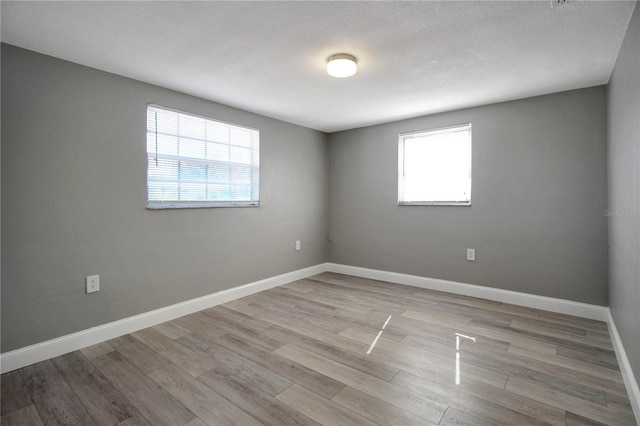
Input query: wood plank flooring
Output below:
<box><xmin>1</xmin><ymin>272</ymin><xmax>636</xmax><ymax>425</ymax></box>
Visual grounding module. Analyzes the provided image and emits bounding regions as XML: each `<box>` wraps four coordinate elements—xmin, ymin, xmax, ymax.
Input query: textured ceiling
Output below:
<box><xmin>1</xmin><ymin>1</ymin><xmax>636</xmax><ymax>132</ymax></box>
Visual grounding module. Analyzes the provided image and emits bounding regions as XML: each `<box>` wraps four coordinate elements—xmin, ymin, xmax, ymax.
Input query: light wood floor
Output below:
<box><xmin>1</xmin><ymin>272</ymin><xmax>636</xmax><ymax>425</ymax></box>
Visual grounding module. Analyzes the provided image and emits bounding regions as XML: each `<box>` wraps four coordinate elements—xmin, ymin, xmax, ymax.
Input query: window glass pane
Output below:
<box><xmin>180</xmin><ymin>183</ymin><xmax>207</xmax><ymax>201</ymax></box>
<box><xmin>147</xmin><ymin>134</ymin><xmax>179</xmax><ymax>156</ymax></box>
<box><xmin>206</xmin><ymin>142</ymin><xmax>229</xmax><ymax>161</ymax></box>
<box><xmin>178</xmin><ymin>114</ymin><xmax>206</xmax><ymax>140</ymax></box>
<box><xmin>155</xmin><ymin>113</ymin><xmax>178</xmax><ymax>135</ymax></box>
<box><xmin>210</xmin><ymin>165</ymin><xmax>230</xmax><ymax>183</ymax></box>
<box><xmin>230</xmin><ymin>166</ymin><xmax>251</xmax><ymax>184</ymax></box>
<box><xmin>230</xmin><ymin>127</ymin><xmax>252</xmax><ymax>147</ymax></box>
<box><xmin>207</xmin><ymin>184</ymin><xmax>230</xmax><ymax>200</ymax></box>
<box><xmin>148</xmin><ymin>157</ymin><xmax>178</xmax><ymax>180</ymax></box>
<box><xmin>178</xmin><ymin>137</ymin><xmax>206</xmax><ymax>159</ymax></box>
<box><xmin>206</xmin><ymin>121</ymin><xmax>229</xmax><ymax>144</ymax></box>
<box><xmin>148</xmin><ymin>182</ymin><xmax>178</xmax><ymax>201</ymax></box>
<box><xmin>399</xmin><ymin>124</ymin><xmax>471</xmax><ymax>205</ymax></box>
<box><xmin>147</xmin><ymin>108</ymin><xmax>157</xmax><ymax>132</ymax></box>
<box><xmin>230</xmin><ymin>146</ymin><xmax>251</xmax><ymax>164</ymax></box>
<box><xmin>179</xmin><ymin>161</ymin><xmax>207</xmax><ymax>182</ymax></box>
<box><xmin>230</xmin><ymin>185</ymin><xmax>250</xmax><ymax>200</ymax></box>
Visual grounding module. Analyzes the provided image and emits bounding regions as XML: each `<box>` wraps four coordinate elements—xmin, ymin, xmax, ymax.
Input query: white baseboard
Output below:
<box><xmin>326</xmin><ymin>263</ymin><xmax>609</xmax><ymax>321</ymax></box>
<box><xmin>607</xmin><ymin>311</ymin><xmax>640</xmax><ymax>421</ymax></box>
<box><xmin>0</xmin><ymin>263</ymin><xmax>326</xmax><ymax>374</ymax></box>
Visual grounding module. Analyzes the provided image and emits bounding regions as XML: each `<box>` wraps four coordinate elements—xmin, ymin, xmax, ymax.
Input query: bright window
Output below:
<box><xmin>398</xmin><ymin>124</ymin><xmax>471</xmax><ymax>205</ymax></box>
<box><xmin>146</xmin><ymin>105</ymin><xmax>259</xmax><ymax>209</ymax></box>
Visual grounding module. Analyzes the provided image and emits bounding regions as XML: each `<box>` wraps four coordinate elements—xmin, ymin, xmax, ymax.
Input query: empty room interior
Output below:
<box><xmin>2</xmin><ymin>1</ymin><xmax>640</xmax><ymax>425</ymax></box>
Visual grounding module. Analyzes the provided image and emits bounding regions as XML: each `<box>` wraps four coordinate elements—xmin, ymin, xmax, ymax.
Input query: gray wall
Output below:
<box><xmin>328</xmin><ymin>87</ymin><xmax>608</xmax><ymax>305</ymax></box>
<box><xmin>608</xmin><ymin>3</ymin><xmax>640</xmax><ymax>383</ymax></box>
<box><xmin>1</xmin><ymin>44</ymin><xmax>329</xmax><ymax>352</ymax></box>
<box><xmin>0</xmin><ymin>38</ymin><xmax>623</xmax><ymax>354</ymax></box>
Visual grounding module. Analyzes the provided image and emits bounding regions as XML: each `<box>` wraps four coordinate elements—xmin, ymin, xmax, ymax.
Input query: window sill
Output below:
<box><xmin>147</xmin><ymin>202</ymin><xmax>260</xmax><ymax>210</ymax></box>
<box><xmin>398</xmin><ymin>201</ymin><xmax>471</xmax><ymax>206</ymax></box>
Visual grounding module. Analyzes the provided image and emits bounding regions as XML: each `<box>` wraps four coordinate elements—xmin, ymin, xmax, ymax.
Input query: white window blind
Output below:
<box><xmin>398</xmin><ymin>124</ymin><xmax>472</xmax><ymax>205</ymax></box>
<box><xmin>146</xmin><ymin>105</ymin><xmax>259</xmax><ymax>209</ymax></box>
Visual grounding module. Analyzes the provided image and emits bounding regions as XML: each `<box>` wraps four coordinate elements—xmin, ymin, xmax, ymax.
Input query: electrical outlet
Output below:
<box><xmin>295</xmin><ymin>240</ymin><xmax>301</xmax><ymax>251</ymax></box>
<box><xmin>86</xmin><ymin>275</ymin><xmax>100</xmax><ymax>293</ymax></box>
<box><xmin>466</xmin><ymin>249</ymin><xmax>476</xmax><ymax>261</ymax></box>
<box><xmin>551</xmin><ymin>0</ymin><xmax>574</xmax><ymax>7</ymax></box>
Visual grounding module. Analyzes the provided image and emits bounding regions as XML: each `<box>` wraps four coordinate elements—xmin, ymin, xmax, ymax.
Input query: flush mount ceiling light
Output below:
<box><xmin>327</xmin><ymin>53</ymin><xmax>358</xmax><ymax>78</ymax></box>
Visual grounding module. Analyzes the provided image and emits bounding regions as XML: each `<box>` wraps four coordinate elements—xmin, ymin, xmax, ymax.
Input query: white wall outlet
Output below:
<box><xmin>467</xmin><ymin>248</ymin><xmax>476</xmax><ymax>261</ymax></box>
<box><xmin>295</xmin><ymin>240</ymin><xmax>301</xmax><ymax>251</ymax></box>
<box><xmin>551</xmin><ymin>0</ymin><xmax>574</xmax><ymax>8</ymax></box>
<box><xmin>86</xmin><ymin>275</ymin><xmax>100</xmax><ymax>293</ymax></box>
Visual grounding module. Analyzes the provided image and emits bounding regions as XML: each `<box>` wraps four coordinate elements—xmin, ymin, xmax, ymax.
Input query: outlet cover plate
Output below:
<box><xmin>467</xmin><ymin>249</ymin><xmax>476</xmax><ymax>261</ymax></box>
<box><xmin>86</xmin><ymin>275</ymin><xmax>100</xmax><ymax>293</ymax></box>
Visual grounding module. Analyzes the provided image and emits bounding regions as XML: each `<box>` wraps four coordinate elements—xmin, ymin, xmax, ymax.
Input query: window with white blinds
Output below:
<box><xmin>146</xmin><ymin>105</ymin><xmax>259</xmax><ymax>209</ymax></box>
<box><xmin>398</xmin><ymin>124</ymin><xmax>472</xmax><ymax>206</ymax></box>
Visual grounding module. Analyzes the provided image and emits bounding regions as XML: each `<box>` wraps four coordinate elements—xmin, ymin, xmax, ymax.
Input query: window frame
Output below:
<box><xmin>146</xmin><ymin>104</ymin><xmax>260</xmax><ymax>210</ymax></box>
<box><xmin>398</xmin><ymin>123</ymin><xmax>472</xmax><ymax>206</ymax></box>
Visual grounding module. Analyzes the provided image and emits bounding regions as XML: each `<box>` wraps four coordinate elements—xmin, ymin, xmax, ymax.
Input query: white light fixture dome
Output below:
<box><xmin>327</xmin><ymin>53</ymin><xmax>357</xmax><ymax>78</ymax></box>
